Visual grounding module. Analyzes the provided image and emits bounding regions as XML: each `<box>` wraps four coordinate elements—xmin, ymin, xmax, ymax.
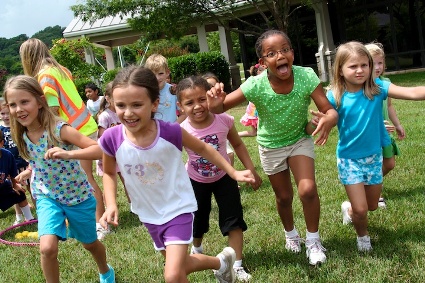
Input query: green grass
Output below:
<box><xmin>1</xmin><ymin>72</ymin><xmax>425</xmax><ymax>282</ymax></box>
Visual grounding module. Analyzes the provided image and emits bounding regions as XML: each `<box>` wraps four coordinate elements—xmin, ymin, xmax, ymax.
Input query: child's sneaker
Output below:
<box><xmin>233</xmin><ymin>266</ymin><xmax>252</xmax><ymax>282</ymax></box>
<box><xmin>357</xmin><ymin>235</ymin><xmax>372</xmax><ymax>252</ymax></box>
<box><xmin>214</xmin><ymin>247</ymin><xmax>236</xmax><ymax>283</ymax></box>
<box><xmin>305</xmin><ymin>238</ymin><xmax>327</xmax><ymax>265</ymax></box>
<box><xmin>13</xmin><ymin>219</ymin><xmax>24</xmax><ymax>226</ymax></box>
<box><xmin>97</xmin><ymin>225</ymin><xmax>112</xmax><ymax>240</ymax></box>
<box><xmin>99</xmin><ymin>264</ymin><xmax>115</xmax><ymax>283</ymax></box>
<box><xmin>378</xmin><ymin>197</ymin><xmax>386</xmax><ymax>208</ymax></box>
<box><xmin>190</xmin><ymin>245</ymin><xmax>203</xmax><ymax>254</ymax></box>
<box><xmin>285</xmin><ymin>235</ymin><xmax>304</xmax><ymax>253</ymax></box>
<box><xmin>341</xmin><ymin>201</ymin><xmax>352</xmax><ymax>225</ymax></box>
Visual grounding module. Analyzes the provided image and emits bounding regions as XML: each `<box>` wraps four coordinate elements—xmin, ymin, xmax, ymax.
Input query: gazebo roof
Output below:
<box><xmin>63</xmin><ymin>14</ymin><xmax>142</xmax><ymax>47</ymax></box>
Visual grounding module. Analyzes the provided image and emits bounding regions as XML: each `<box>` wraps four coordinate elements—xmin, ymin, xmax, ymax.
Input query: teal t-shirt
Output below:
<box><xmin>240</xmin><ymin>65</ymin><xmax>320</xmax><ymax>148</ymax></box>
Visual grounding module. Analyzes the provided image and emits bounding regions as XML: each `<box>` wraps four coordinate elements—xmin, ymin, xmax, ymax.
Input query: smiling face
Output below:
<box><xmin>5</xmin><ymin>89</ymin><xmax>42</xmax><ymax>129</ymax></box>
<box><xmin>85</xmin><ymin>87</ymin><xmax>99</xmax><ymax>101</ymax></box>
<box><xmin>177</xmin><ymin>86</ymin><xmax>212</xmax><ymax>127</ymax></box>
<box><xmin>0</xmin><ymin>106</ymin><xmax>11</xmax><ymax>126</ymax></box>
<box><xmin>113</xmin><ymin>85</ymin><xmax>159</xmax><ymax>135</ymax></box>
<box><xmin>340</xmin><ymin>54</ymin><xmax>371</xmax><ymax>92</ymax></box>
<box><xmin>258</xmin><ymin>34</ymin><xmax>294</xmax><ymax>82</ymax></box>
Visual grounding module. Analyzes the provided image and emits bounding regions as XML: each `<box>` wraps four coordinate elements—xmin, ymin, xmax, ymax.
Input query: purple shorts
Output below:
<box><xmin>144</xmin><ymin>213</ymin><xmax>194</xmax><ymax>251</ymax></box>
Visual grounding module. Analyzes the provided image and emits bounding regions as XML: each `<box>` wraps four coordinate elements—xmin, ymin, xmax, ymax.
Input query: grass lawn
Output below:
<box><xmin>1</xmin><ymin>72</ymin><xmax>425</xmax><ymax>282</ymax></box>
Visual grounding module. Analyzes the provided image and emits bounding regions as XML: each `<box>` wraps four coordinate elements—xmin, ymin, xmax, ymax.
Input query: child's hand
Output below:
<box><xmin>395</xmin><ymin>124</ymin><xmax>406</xmax><ymax>140</ymax></box>
<box><xmin>100</xmin><ymin>206</ymin><xmax>119</xmax><ymax>228</ymax></box>
<box><xmin>15</xmin><ymin>169</ymin><xmax>31</xmax><ymax>184</ymax></box>
<box><xmin>309</xmin><ymin>110</ymin><xmax>331</xmax><ymax>145</ymax></box>
<box><xmin>207</xmin><ymin>82</ymin><xmax>226</xmax><ymax>111</ymax></box>
<box><xmin>44</xmin><ymin>147</ymin><xmax>71</xmax><ymax>159</ymax></box>
<box><xmin>384</xmin><ymin>120</ymin><xmax>395</xmax><ymax>133</ymax></box>
<box><xmin>13</xmin><ymin>183</ymin><xmax>26</xmax><ymax>195</ymax></box>
<box><xmin>231</xmin><ymin>169</ymin><xmax>256</xmax><ymax>185</ymax></box>
<box><xmin>250</xmin><ymin>171</ymin><xmax>263</xmax><ymax>191</ymax></box>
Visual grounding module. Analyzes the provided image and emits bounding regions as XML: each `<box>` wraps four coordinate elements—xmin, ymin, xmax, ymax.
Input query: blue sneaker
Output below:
<box><xmin>99</xmin><ymin>264</ymin><xmax>115</xmax><ymax>283</ymax></box>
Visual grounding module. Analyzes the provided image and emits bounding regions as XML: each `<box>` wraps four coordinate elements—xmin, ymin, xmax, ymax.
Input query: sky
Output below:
<box><xmin>1</xmin><ymin>0</ymin><xmax>80</xmax><ymax>39</ymax></box>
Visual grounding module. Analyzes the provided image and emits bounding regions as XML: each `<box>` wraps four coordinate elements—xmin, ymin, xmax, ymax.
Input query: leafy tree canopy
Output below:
<box><xmin>71</xmin><ymin>0</ymin><xmax>309</xmax><ymax>40</ymax></box>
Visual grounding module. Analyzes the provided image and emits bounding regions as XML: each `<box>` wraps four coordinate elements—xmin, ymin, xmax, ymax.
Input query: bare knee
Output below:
<box><xmin>40</xmin><ymin>242</ymin><xmax>58</xmax><ymax>259</ymax></box>
<box><xmin>352</xmin><ymin>207</ymin><xmax>368</xmax><ymax>220</ymax></box>
<box><xmin>298</xmin><ymin>182</ymin><xmax>318</xmax><ymax>202</ymax></box>
<box><xmin>274</xmin><ymin>190</ymin><xmax>293</xmax><ymax>207</ymax></box>
<box><xmin>82</xmin><ymin>240</ymin><xmax>101</xmax><ymax>253</ymax></box>
<box><xmin>164</xmin><ymin>269</ymin><xmax>186</xmax><ymax>283</ymax></box>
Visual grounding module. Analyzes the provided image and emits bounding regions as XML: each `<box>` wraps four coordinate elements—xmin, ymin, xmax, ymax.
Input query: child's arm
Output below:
<box><xmin>98</xmin><ymin>127</ymin><xmax>106</xmax><ymax>139</ymax></box>
<box><xmin>207</xmin><ymin>85</ymin><xmax>246</xmax><ymax>113</ymax></box>
<box><xmin>182</xmin><ymin>128</ymin><xmax>255</xmax><ymax>184</ymax></box>
<box><xmin>310</xmin><ymin>85</ymin><xmax>338</xmax><ymax>145</ymax></box>
<box><xmin>388</xmin><ymin>84</ymin><xmax>425</xmax><ymax>100</ymax></box>
<box><xmin>227</xmin><ymin>125</ymin><xmax>262</xmax><ymax>190</ymax></box>
<box><xmin>11</xmin><ymin>178</ymin><xmax>26</xmax><ymax>195</ymax></box>
<box><xmin>387</xmin><ymin>98</ymin><xmax>406</xmax><ymax>139</ymax></box>
<box><xmin>305</xmin><ymin>114</ymin><xmax>321</xmax><ymax>135</ymax></box>
<box><xmin>44</xmin><ymin>125</ymin><xmax>102</xmax><ymax>160</ymax></box>
<box><xmin>15</xmin><ymin>167</ymin><xmax>32</xmax><ymax>185</ymax></box>
<box><xmin>99</xmin><ymin>153</ymin><xmax>119</xmax><ymax>228</ymax></box>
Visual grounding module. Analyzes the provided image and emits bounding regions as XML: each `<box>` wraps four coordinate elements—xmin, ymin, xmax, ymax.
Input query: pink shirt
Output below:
<box><xmin>180</xmin><ymin>113</ymin><xmax>233</xmax><ymax>183</ymax></box>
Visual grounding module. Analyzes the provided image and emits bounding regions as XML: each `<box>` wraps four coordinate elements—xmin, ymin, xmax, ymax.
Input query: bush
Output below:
<box><xmin>168</xmin><ymin>52</ymin><xmax>230</xmax><ymax>88</ymax></box>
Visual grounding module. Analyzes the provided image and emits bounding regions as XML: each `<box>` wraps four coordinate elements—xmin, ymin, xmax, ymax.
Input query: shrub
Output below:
<box><xmin>168</xmin><ymin>52</ymin><xmax>230</xmax><ymax>88</ymax></box>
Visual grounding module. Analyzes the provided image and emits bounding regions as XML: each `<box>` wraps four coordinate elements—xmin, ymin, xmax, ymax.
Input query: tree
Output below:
<box><xmin>71</xmin><ymin>0</ymin><xmax>310</xmax><ymax>39</ymax></box>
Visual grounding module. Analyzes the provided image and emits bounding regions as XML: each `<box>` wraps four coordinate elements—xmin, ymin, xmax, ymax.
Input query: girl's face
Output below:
<box><xmin>113</xmin><ymin>85</ymin><xmax>158</xmax><ymax>134</ymax></box>
<box><xmin>6</xmin><ymin>89</ymin><xmax>42</xmax><ymax>129</ymax></box>
<box><xmin>340</xmin><ymin>54</ymin><xmax>371</xmax><ymax>93</ymax></box>
<box><xmin>372</xmin><ymin>54</ymin><xmax>385</xmax><ymax>78</ymax></box>
<box><xmin>177</xmin><ymin>86</ymin><xmax>211</xmax><ymax>126</ymax></box>
<box><xmin>0</xmin><ymin>106</ymin><xmax>11</xmax><ymax>126</ymax></box>
<box><xmin>258</xmin><ymin>34</ymin><xmax>294</xmax><ymax>81</ymax></box>
<box><xmin>85</xmin><ymin>88</ymin><xmax>99</xmax><ymax>100</ymax></box>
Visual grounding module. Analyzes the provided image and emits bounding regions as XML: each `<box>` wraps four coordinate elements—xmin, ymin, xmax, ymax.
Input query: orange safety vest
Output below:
<box><xmin>38</xmin><ymin>67</ymin><xmax>97</xmax><ymax>136</ymax></box>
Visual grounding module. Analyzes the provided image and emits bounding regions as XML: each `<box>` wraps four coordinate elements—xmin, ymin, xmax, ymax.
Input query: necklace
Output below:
<box><xmin>27</xmin><ymin>124</ymin><xmax>42</xmax><ymax>132</ymax></box>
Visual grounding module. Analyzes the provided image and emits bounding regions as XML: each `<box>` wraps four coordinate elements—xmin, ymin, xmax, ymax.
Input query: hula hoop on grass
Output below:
<box><xmin>0</xmin><ymin>219</ymin><xmax>39</xmax><ymax>246</ymax></box>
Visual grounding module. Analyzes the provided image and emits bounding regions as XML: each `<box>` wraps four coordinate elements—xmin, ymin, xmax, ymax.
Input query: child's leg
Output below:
<box><xmin>345</xmin><ymin>183</ymin><xmax>381</xmax><ymax>236</ymax></box>
<box><xmin>288</xmin><ymin>155</ymin><xmax>320</xmax><ymax>232</ymax></box>
<box><xmin>382</xmin><ymin>156</ymin><xmax>395</xmax><ymax>176</ymax></box>
<box><xmin>82</xmin><ymin>240</ymin><xmax>109</xmax><ymax>274</ymax></box>
<box><xmin>18</xmin><ymin>199</ymin><xmax>34</xmax><ymax>220</ymax></box>
<box><xmin>14</xmin><ymin>204</ymin><xmax>24</xmax><ymax>223</ymax></box>
<box><xmin>268</xmin><ymin>169</ymin><xmax>295</xmax><ymax>231</ymax></box>
<box><xmin>40</xmin><ymin>234</ymin><xmax>60</xmax><ymax>283</ymax></box>
<box><xmin>228</xmin><ymin>228</ymin><xmax>243</xmax><ymax>261</ymax></box>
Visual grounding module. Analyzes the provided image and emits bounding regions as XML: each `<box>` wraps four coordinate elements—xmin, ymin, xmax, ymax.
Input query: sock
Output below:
<box><xmin>20</xmin><ymin>205</ymin><xmax>34</xmax><ymax>221</ymax></box>
<box><xmin>284</xmin><ymin>227</ymin><xmax>298</xmax><ymax>238</ymax></box>
<box><xmin>99</xmin><ymin>265</ymin><xmax>112</xmax><ymax>279</ymax></box>
<box><xmin>192</xmin><ymin>244</ymin><xmax>203</xmax><ymax>254</ymax></box>
<box><xmin>306</xmin><ymin>230</ymin><xmax>320</xmax><ymax>241</ymax></box>
<box><xmin>233</xmin><ymin>259</ymin><xmax>242</xmax><ymax>268</ymax></box>
<box><xmin>16</xmin><ymin>214</ymin><xmax>24</xmax><ymax>222</ymax></box>
<box><xmin>217</xmin><ymin>253</ymin><xmax>227</xmax><ymax>273</ymax></box>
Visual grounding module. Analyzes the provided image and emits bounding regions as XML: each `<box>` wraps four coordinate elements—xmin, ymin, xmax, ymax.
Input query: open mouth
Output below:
<box><xmin>277</xmin><ymin>64</ymin><xmax>289</xmax><ymax>75</ymax></box>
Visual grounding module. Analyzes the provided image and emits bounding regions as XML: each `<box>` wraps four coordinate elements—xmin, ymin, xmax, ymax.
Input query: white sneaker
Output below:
<box><xmin>96</xmin><ymin>225</ymin><xmax>112</xmax><ymax>240</ymax></box>
<box><xmin>190</xmin><ymin>245</ymin><xmax>203</xmax><ymax>254</ymax></box>
<box><xmin>378</xmin><ymin>197</ymin><xmax>386</xmax><ymax>209</ymax></box>
<box><xmin>357</xmin><ymin>235</ymin><xmax>372</xmax><ymax>252</ymax></box>
<box><xmin>306</xmin><ymin>238</ymin><xmax>327</xmax><ymax>265</ymax></box>
<box><xmin>233</xmin><ymin>266</ymin><xmax>251</xmax><ymax>282</ymax></box>
<box><xmin>341</xmin><ymin>201</ymin><xmax>352</xmax><ymax>225</ymax></box>
<box><xmin>214</xmin><ymin>247</ymin><xmax>236</xmax><ymax>283</ymax></box>
<box><xmin>13</xmin><ymin>219</ymin><xmax>23</xmax><ymax>226</ymax></box>
<box><xmin>285</xmin><ymin>235</ymin><xmax>304</xmax><ymax>253</ymax></box>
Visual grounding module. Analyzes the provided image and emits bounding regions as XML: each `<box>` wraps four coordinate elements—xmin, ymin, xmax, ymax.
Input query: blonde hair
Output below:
<box><xmin>365</xmin><ymin>42</ymin><xmax>386</xmax><ymax>75</ymax></box>
<box><xmin>3</xmin><ymin>75</ymin><xmax>62</xmax><ymax>160</ymax></box>
<box><xmin>330</xmin><ymin>41</ymin><xmax>380</xmax><ymax>108</ymax></box>
<box><xmin>144</xmin><ymin>54</ymin><xmax>169</xmax><ymax>73</ymax></box>
<box><xmin>20</xmin><ymin>38</ymin><xmax>68</xmax><ymax>79</ymax></box>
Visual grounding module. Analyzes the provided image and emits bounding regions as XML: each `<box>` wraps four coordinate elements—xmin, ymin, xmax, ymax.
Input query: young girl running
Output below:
<box><xmin>326</xmin><ymin>41</ymin><xmax>425</xmax><ymax>252</ymax></box>
<box><xmin>85</xmin><ymin>82</ymin><xmax>104</xmax><ymax>117</ymax></box>
<box><xmin>208</xmin><ymin>30</ymin><xmax>338</xmax><ymax>266</ymax></box>
<box><xmin>365</xmin><ymin>42</ymin><xmax>405</xmax><ymax>208</ymax></box>
<box><xmin>98</xmin><ymin>66</ymin><xmax>256</xmax><ymax>283</ymax></box>
<box><xmin>4</xmin><ymin>75</ymin><xmax>115</xmax><ymax>283</ymax></box>
<box><xmin>96</xmin><ymin>82</ymin><xmax>130</xmax><ymax>204</ymax></box>
<box><xmin>238</xmin><ymin>64</ymin><xmax>265</xmax><ymax>138</ymax></box>
<box><xmin>177</xmin><ymin>76</ymin><xmax>262</xmax><ymax>282</ymax></box>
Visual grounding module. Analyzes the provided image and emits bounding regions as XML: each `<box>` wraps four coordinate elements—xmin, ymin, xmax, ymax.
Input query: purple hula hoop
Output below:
<box><xmin>0</xmin><ymin>219</ymin><xmax>39</xmax><ymax>246</ymax></box>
